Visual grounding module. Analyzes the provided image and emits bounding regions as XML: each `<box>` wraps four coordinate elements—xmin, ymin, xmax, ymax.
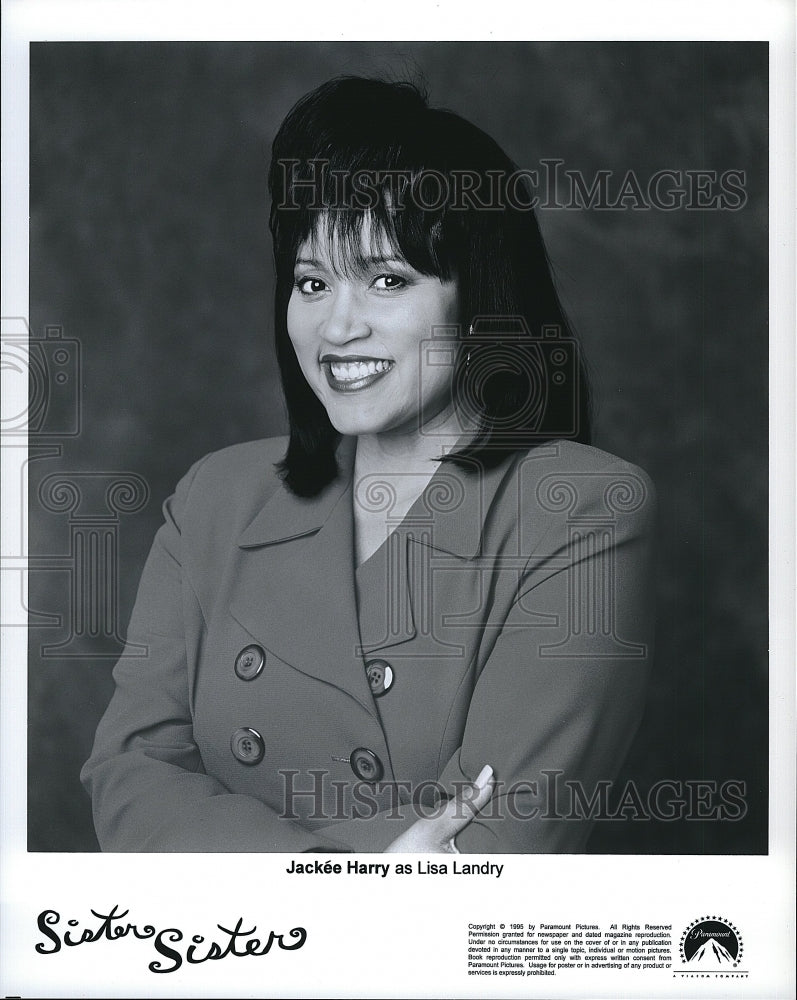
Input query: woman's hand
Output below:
<box><xmin>383</xmin><ymin>765</ymin><xmax>494</xmax><ymax>853</ymax></box>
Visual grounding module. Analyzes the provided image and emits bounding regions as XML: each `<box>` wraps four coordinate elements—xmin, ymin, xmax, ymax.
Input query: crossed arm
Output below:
<box><xmin>82</xmin><ymin>457</ymin><xmax>655</xmax><ymax>853</ymax></box>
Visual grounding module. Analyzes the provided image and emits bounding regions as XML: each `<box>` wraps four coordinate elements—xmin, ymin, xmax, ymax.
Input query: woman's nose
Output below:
<box><xmin>320</xmin><ymin>289</ymin><xmax>371</xmax><ymax>345</ymax></box>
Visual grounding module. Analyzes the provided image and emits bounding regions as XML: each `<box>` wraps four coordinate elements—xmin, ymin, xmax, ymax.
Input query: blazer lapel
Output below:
<box><xmin>356</xmin><ymin>451</ymin><xmax>523</xmax><ymax>658</ymax></box>
<box><xmin>228</xmin><ymin>439</ymin><xmax>538</xmax><ymax>712</ymax></box>
<box><xmin>352</xmin><ymin>453</ymin><xmax>486</xmax><ymax>657</ymax></box>
<box><xmin>230</xmin><ymin>438</ymin><xmax>378</xmax><ymax>720</ymax></box>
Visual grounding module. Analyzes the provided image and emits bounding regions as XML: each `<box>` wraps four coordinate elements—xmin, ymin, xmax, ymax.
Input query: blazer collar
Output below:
<box><xmin>237</xmin><ymin>434</ymin><xmax>512</xmax><ymax>560</ymax></box>
<box><xmin>238</xmin><ymin>436</ymin><xmax>357</xmax><ymax>549</ymax></box>
<box><xmin>229</xmin><ymin>437</ymin><xmax>518</xmax><ymax>714</ymax></box>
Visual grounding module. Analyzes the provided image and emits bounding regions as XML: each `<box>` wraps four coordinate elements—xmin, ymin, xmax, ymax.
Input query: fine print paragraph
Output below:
<box><xmin>467</xmin><ymin>921</ymin><xmax>672</xmax><ymax>977</ymax></box>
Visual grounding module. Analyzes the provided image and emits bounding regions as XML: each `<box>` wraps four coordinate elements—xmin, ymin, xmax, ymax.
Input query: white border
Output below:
<box><xmin>2</xmin><ymin>2</ymin><xmax>794</xmax><ymax>997</ymax></box>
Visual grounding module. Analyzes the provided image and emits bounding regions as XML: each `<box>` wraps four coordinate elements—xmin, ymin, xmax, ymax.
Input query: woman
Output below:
<box><xmin>81</xmin><ymin>77</ymin><xmax>656</xmax><ymax>853</ymax></box>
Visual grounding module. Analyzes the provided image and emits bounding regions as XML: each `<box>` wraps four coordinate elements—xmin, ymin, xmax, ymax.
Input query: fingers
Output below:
<box><xmin>467</xmin><ymin>764</ymin><xmax>495</xmax><ymax>814</ymax></box>
<box><xmin>430</xmin><ymin>764</ymin><xmax>495</xmax><ymax>845</ymax></box>
<box><xmin>382</xmin><ymin>765</ymin><xmax>496</xmax><ymax>853</ymax></box>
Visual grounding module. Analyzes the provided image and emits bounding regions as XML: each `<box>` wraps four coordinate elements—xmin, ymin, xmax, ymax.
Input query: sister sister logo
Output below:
<box><xmin>35</xmin><ymin>905</ymin><xmax>307</xmax><ymax>974</ymax></box>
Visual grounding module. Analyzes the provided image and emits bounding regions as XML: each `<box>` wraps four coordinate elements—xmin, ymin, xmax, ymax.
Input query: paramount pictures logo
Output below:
<box><xmin>675</xmin><ymin>917</ymin><xmax>748</xmax><ymax>979</ymax></box>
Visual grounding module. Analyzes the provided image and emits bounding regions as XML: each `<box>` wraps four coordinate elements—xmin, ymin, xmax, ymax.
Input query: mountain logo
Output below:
<box><xmin>680</xmin><ymin>917</ymin><xmax>742</xmax><ymax>968</ymax></box>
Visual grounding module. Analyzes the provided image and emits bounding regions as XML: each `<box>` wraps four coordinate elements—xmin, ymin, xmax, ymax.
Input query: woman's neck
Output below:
<box><xmin>353</xmin><ymin>402</ymin><xmax>467</xmax><ymax>479</ymax></box>
<box><xmin>351</xmin><ymin>406</ymin><xmax>469</xmax><ymax>567</ymax></box>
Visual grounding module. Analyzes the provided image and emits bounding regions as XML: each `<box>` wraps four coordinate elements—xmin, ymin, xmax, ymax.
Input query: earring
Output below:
<box><xmin>465</xmin><ymin>324</ymin><xmax>474</xmax><ymax>370</ymax></box>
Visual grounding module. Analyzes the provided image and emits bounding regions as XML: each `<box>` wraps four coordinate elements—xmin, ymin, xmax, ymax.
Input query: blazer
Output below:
<box><xmin>81</xmin><ymin>435</ymin><xmax>657</xmax><ymax>853</ymax></box>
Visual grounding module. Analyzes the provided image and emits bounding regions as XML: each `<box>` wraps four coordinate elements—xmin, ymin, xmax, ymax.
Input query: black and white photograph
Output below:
<box><xmin>24</xmin><ymin>39</ymin><xmax>767</xmax><ymax>856</ymax></box>
<box><xmin>2</xmin><ymin>3</ymin><xmax>794</xmax><ymax>997</ymax></box>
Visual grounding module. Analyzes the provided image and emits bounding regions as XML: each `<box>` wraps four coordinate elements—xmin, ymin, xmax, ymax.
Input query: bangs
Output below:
<box><xmin>276</xmin><ymin>163</ymin><xmax>461</xmax><ymax>284</ymax></box>
<box><xmin>268</xmin><ymin>76</ymin><xmax>592</xmax><ymax>496</ymax></box>
<box><xmin>269</xmin><ymin>76</ymin><xmax>459</xmax><ymax>281</ymax></box>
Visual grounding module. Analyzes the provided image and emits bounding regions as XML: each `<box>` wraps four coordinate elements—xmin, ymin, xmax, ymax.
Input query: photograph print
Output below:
<box><xmin>22</xmin><ymin>40</ymin><xmax>768</xmax><ymax>856</ymax></box>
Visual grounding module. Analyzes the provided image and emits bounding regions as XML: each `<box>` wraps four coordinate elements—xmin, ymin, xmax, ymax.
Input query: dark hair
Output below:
<box><xmin>268</xmin><ymin>76</ymin><xmax>591</xmax><ymax>496</ymax></box>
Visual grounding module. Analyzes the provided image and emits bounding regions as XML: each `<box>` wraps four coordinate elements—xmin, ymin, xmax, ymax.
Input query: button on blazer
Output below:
<box><xmin>81</xmin><ymin>436</ymin><xmax>656</xmax><ymax>852</ymax></box>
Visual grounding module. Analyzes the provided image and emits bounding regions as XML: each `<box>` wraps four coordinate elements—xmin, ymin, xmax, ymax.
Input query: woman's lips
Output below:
<box><xmin>321</xmin><ymin>356</ymin><xmax>394</xmax><ymax>393</ymax></box>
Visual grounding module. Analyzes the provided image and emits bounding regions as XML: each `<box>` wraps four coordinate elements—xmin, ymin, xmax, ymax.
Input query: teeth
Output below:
<box><xmin>329</xmin><ymin>360</ymin><xmax>391</xmax><ymax>381</ymax></box>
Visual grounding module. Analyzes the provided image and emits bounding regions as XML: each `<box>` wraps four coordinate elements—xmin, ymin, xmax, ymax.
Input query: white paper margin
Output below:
<box><xmin>2</xmin><ymin>2</ymin><xmax>794</xmax><ymax>998</ymax></box>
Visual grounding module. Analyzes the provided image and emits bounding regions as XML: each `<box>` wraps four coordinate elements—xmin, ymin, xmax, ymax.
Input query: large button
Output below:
<box><xmin>234</xmin><ymin>644</ymin><xmax>265</xmax><ymax>681</ymax></box>
<box><xmin>230</xmin><ymin>727</ymin><xmax>265</xmax><ymax>765</ymax></box>
<box><xmin>365</xmin><ymin>658</ymin><xmax>394</xmax><ymax>697</ymax></box>
<box><xmin>350</xmin><ymin>747</ymin><xmax>384</xmax><ymax>783</ymax></box>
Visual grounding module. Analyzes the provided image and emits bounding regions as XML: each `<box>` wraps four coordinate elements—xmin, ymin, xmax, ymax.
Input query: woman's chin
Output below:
<box><xmin>323</xmin><ymin>403</ymin><xmax>418</xmax><ymax>439</ymax></box>
<box><xmin>324</xmin><ymin>402</ymin><xmax>460</xmax><ymax>441</ymax></box>
<box><xmin>327</xmin><ymin>414</ymin><xmax>399</xmax><ymax>438</ymax></box>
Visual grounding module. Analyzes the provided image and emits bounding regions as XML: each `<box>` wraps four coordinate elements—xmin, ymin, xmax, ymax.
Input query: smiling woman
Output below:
<box><xmin>288</xmin><ymin>227</ymin><xmax>463</xmax><ymax>570</ymax></box>
<box><xmin>81</xmin><ymin>76</ymin><xmax>657</xmax><ymax>853</ymax></box>
<box><xmin>287</xmin><ymin>218</ymin><xmax>460</xmax><ymax>441</ymax></box>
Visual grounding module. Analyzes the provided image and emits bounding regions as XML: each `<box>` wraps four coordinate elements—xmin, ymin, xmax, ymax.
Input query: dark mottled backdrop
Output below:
<box><xmin>27</xmin><ymin>41</ymin><xmax>768</xmax><ymax>852</ymax></box>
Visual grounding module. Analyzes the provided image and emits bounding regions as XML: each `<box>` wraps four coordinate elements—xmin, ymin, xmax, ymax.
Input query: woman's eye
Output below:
<box><xmin>372</xmin><ymin>274</ymin><xmax>407</xmax><ymax>291</ymax></box>
<box><xmin>295</xmin><ymin>277</ymin><xmax>328</xmax><ymax>295</ymax></box>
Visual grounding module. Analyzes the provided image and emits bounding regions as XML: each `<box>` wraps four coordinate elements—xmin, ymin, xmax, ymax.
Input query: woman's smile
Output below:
<box><xmin>286</xmin><ymin>220</ymin><xmax>460</xmax><ymax>438</ymax></box>
<box><xmin>321</xmin><ymin>354</ymin><xmax>395</xmax><ymax>392</ymax></box>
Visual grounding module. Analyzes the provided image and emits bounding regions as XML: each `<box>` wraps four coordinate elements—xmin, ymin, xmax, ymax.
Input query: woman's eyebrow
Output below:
<box><xmin>361</xmin><ymin>255</ymin><xmax>407</xmax><ymax>268</ymax></box>
<box><xmin>294</xmin><ymin>254</ymin><xmax>408</xmax><ymax>271</ymax></box>
<box><xmin>294</xmin><ymin>256</ymin><xmax>326</xmax><ymax>269</ymax></box>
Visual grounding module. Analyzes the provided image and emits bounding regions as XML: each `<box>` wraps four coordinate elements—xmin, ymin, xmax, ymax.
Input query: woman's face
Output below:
<box><xmin>286</xmin><ymin>217</ymin><xmax>460</xmax><ymax>440</ymax></box>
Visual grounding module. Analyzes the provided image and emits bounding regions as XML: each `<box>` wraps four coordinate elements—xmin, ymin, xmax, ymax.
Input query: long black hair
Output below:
<box><xmin>268</xmin><ymin>76</ymin><xmax>591</xmax><ymax>496</ymax></box>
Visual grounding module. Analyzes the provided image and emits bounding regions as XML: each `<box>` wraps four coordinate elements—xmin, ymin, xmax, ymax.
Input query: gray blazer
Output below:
<box><xmin>81</xmin><ymin>436</ymin><xmax>656</xmax><ymax>852</ymax></box>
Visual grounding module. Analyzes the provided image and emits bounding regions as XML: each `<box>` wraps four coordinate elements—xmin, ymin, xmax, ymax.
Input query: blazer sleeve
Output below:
<box><xmin>313</xmin><ymin>460</ymin><xmax>657</xmax><ymax>853</ymax></box>
<box><xmin>80</xmin><ymin>458</ymin><xmax>350</xmax><ymax>852</ymax></box>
